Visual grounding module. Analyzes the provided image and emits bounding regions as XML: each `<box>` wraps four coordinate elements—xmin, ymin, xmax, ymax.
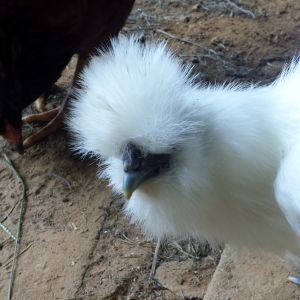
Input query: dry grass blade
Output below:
<box><xmin>156</xmin><ymin>29</ymin><xmax>218</xmax><ymax>55</ymax></box>
<box><xmin>171</xmin><ymin>240</ymin><xmax>200</xmax><ymax>260</ymax></box>
<box><xmin>1</xmin><ymin>152</ymin><xmax>27</xmax><ymax>300</ymax></box>
<box><xmin>149</xmin><ymin>238</ymin><xmax>161</xmax><ymax>278</ymax></box>
<box><xmin>47</xmin><ymin>172</ymin><xmax>72</xmax><ymax>190</ymax></box>
<box><xmin>0</xmin><ymin>200</ymin><xmax>20</xmax><ymax>224</ymax></box>
<box><xmin>0</xmin><ymin>243</ymin><xmax>33</xmax><ymax>270</ymax></box>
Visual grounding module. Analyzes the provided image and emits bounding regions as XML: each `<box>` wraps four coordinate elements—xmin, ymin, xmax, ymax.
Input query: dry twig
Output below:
<box><xmin>226</xmin><ymin>0</ymin><xmax>256</xmax><ymax>18</ymax></box>
<box><xmin>156</xmin><ymin>29</ymin><xmax>218</xmax><ymax>56</ymax></box>
<box><xmin>149</xmin><ymin>238</ymin><xmax>161</xmax><ymax>278</ymax></box>
<box><xmin>0</xmin><ymin>201</ymin><xmax>19</xmax><ymax>224</ymax></box>
<box><xmin>0</xmin><ymin>243</ymin><xmax>33</xmax><ymax>270</ymax></box>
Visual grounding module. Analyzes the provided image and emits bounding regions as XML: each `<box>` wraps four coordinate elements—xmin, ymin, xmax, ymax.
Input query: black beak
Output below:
<box><xmin>122</xmin><ymin>143</ymin><xmax>170</xmax><ymax>199</ymax></box>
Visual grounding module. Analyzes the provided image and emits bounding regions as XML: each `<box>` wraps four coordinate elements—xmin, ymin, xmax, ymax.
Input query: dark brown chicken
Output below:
<box><xmin>0</xmin><ymin>0</ymin><xmax>134</xmax><ymax>152</ymax></box>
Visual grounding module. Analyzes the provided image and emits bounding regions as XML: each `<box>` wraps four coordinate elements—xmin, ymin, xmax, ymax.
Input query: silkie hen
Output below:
<box><xmin>68</xmin><ymin>36</ymin><xmax>300</xmax><ymax>282</ymax></box>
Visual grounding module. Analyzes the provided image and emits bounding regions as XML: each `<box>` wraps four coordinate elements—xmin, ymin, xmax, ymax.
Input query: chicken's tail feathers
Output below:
<box><xmin>275</xmin><ymin>140</ymin><xmax>300</xmax><ymax>238</ymax></box>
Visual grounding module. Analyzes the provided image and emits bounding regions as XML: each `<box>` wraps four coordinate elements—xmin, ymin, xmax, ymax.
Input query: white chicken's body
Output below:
<box><xmin>68</xmin><ymin>36</ymin><xmax>300</xmax><ymax>261</ymax></box>
<box><xmin>125</xmin><ymin>77</ymin><xmax>300</xmax><ymax>258</ymax></box>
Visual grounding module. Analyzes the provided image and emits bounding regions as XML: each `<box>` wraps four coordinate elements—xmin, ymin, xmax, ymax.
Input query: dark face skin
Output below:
<box><xmin>122</xmin><ymin>143</ymin><xmax>171</xmax><ymax>199</ymax></box>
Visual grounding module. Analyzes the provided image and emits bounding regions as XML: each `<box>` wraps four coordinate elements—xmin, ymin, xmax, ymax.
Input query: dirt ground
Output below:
<box><xmin>1</xmin><ymin>0</ymin><xmax>300</xmax><ymax>299</ymax></box>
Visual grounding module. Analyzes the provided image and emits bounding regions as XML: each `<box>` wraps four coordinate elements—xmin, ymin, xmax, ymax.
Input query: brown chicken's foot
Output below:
<box><xmin>34</xmin><ymin>95</ymin><xmax>47</xmax><ymax>112</ymax></box>
<box><xmin>22</xmin><ymin>99</ymin><xmax>67</xmax><ymax>148</ymax></box>
<box><xmin>22</xmin><ymin>107</ymin><xmax>60</xmax><ymax>123</ymax></box>
<box><xmin>23</xmin><ymin>106</ymin><xmax>64</xmax><ymax>148</ymax></box>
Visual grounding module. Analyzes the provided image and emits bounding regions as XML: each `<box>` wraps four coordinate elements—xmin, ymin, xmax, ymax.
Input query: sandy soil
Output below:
<box><xmin>1</xmin><ymin>0</ymin><xmax>300</xmax><ymax>299</ymax></box>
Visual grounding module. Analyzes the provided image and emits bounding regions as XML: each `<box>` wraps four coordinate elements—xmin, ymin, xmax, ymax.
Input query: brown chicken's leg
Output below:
<box><xmin>22</xmin><ymin>56</ymin><xmax>87</xmax><ymax>148</ymax></box>
<box><xmin>23</xmin><ymin>101</ymin><xmax>66</xmax><ymax>148</ymax></box>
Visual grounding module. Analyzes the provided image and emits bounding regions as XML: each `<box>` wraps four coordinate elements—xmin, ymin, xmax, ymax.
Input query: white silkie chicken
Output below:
<box><xmin>68</xmin><ymin>36</ymin><xmax>300</xmax><ymax>282</ymax></box>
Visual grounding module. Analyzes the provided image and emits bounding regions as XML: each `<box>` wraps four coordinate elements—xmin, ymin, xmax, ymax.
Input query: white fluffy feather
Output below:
<box><xmin>68</xmin><ymin>35</ymin><xmax>300</xmax><ymax>259</ymax></box>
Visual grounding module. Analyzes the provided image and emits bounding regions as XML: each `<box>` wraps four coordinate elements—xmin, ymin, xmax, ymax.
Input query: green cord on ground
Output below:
<box><xmin>1</xmin><ymin>152</ymin><xmax>27</xmax><ymax>300</ymax></box>
<box><xmin>0</xmin><ymin>223</ymin><xmax>17</xmax><ymax>241</ymax></box>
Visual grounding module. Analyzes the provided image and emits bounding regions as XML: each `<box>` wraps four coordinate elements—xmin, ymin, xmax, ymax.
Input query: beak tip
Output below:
<box><xmin>123</xmin><ymin>189</ymin><xmax>133</xmax><ymax>200</ymax></box>
<box><xmin>123</xmin><ymin>173</ymin><xmax>139</xmax><ymax>200</ymax></box>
